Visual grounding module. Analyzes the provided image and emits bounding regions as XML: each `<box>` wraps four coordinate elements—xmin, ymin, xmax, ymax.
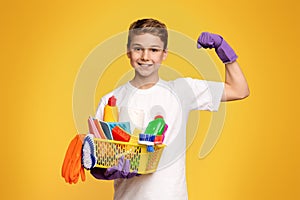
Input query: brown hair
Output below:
<box><xmin>127</xmin><ymin>18</ymin><xmax>168</xmax><ymax>50</ymax></box>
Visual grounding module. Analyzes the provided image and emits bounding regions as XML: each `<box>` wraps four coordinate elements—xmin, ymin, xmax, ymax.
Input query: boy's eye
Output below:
<box><xmin>150</xmin><ymin>48</ymin><xmax>160</xmax><ymax>52</ymax></box>
<box><xmin>133</xmin><ymin>47</ymin><xmax>142</xmax><ymax>51</ymax></box>
<box><xmin>131</xmin><ymin>47</ymin><xmax>162</xmax><ymax>52</ymax></box>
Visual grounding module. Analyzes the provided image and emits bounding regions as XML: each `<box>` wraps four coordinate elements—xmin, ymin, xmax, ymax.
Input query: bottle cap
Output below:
<box><xmin>108</xmin><ymin>96</ymin><xmax>116</xmax><ymax>106</ymax></box>
<box><xmin>154</xmin><ymin>115</ymin><xmax>163</xmax><ymax>119</ymax></box>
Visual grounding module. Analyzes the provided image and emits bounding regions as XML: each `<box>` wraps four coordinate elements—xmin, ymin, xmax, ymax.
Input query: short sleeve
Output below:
<box><xmin>204</xmin><ymin>80</ymin><xmax>224</xmax><ymax>111</ymax></box>
<box><xmin>173</xmin><ymin>78</ymin><xmax>224</xmax><ymax>111</ymax></box>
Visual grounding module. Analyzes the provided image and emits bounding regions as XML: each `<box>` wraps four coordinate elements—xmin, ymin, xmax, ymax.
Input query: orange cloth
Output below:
<box><xmin>62</xmin><ymin>134</ymin><xmax>86</xmax><ymax>184</ymax></box>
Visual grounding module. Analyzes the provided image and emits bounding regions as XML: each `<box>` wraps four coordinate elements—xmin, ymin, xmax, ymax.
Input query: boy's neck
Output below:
<box><xmin>130</xmin><ymin>76</ymin><xmax>159</xmax><ymax>89</ymax></box>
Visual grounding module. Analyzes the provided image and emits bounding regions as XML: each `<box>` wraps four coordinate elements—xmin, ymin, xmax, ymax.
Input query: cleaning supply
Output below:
<box><xmin>138</xmin><ymin>134</ymin><xmax>156</xmax><ymax>145</ymax></box>
<box><xmin>88</xmin><ymin>116</ymin><xmax>101</xmax><ymax>138</ymax></box>
<box><xmin>107</xmin><ymin>121</ymin><xmax>131</xmax><ymax>133</ymax></box>
<box><xmin>99</xmin><ymin>121</ymin><xmax>114</xmax><ymax>140</ymax></box>
<box><xmin>61</xmin><ymin>134</ymin><xmax>86</xmax><ymax>184</ymax></box>
<box><xmin>99</xmin><ymin>121</ymin><xmax>131</xmax><ymax>140</ymax></box>
<box><xmin>144</xmin><ymin>115</ymin><xmax>166</xmax><ymax>136</ymax></box>
<box><xmin>103</xmin><ymin>96</ymin><xmax>119</xmax><ymax>122</ymax></box>
<box><xmin>154</xmin><ymin>124</ymin><xmax>168</xmax><ymax>144</ymax></box>
<box><xmin>139</xmin><ymin>116</ymin><xmax>167</xmax><ymax>152</ymax></box>
<box><xmin>82</xmin><ymin>134</ymin><xmax>97</xmax><ymax>170</ymax></box>
<box><xmin>93</xmin><ymin>118</ymin><xmax>107</xmax><ymax>139</ymax></box>
<box><xmin>111</xmin><ymin>126</ymin><xmax>131</xmax><ymax>142</ymax></box>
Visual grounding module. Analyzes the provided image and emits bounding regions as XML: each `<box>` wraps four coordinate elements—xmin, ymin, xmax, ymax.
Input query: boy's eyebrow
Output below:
<box><xmin>131</xmin><ymin>43</ymin><xmax>163</xmax><ymax>48</ymax></box>
<box><xmin>131</xmin><ymin>43</ymin><xmax>142</xmax><ymax>46</ymax></box>
<box><xmin>149</xmin><ymin>45</ymin><xmax>163</xmax><ymax>48</ymax></box>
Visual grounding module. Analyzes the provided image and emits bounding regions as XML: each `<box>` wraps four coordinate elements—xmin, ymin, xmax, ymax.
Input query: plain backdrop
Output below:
<box><xmin>0</xmin><ymin>0</ymin><xmax>299</xmax><ymax>199</ymax></box>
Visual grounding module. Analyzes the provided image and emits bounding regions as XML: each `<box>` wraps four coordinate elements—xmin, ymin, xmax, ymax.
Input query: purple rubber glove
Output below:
<box><xmin>90</xmin><ymin>156</ymin><xmax>139</xmax><ymax>180</ymax></box>
<box><xmin>197</xmin><ymin>32</ymin><xmax>238</xmax><ymax>63</ymax></box>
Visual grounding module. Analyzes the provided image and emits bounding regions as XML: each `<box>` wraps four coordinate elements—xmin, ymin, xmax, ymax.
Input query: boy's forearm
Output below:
<box><xmin>221</xmin><ymin>61</ymin><xmax>250</xmax><ymax>101</ymax></box>
<box><xmin>196</xmin><ymin>32</ymin><xmax>249</xmax><ymax>102</ymax></box>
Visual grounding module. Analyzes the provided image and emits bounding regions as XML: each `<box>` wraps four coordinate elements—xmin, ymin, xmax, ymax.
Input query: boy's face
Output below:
<box><xmin>127</xmin><ymin>33</ymin><xmax>167</xmax><ymax>79</ymax></box>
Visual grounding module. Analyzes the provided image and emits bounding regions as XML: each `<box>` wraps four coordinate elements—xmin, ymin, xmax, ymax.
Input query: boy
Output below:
<box><xmin>90</xmin><ymin>18</ymin><xmax>249</xmax><ymax>199</ymax></box>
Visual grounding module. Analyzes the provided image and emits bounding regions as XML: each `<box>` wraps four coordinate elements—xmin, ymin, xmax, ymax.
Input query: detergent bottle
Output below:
<box><xmin>144</xmin><ymin>115</ymin><xmax>166</xmax><ymax>136</ymax></box>
<box><xmin>103</xmin><ymin>96</ymin><xmax>119</xmax><ymax>122</ymax></box>
<box><xmin>139</xmin><ymin>115</ymin><xmax>166</xmax><ymax>152</ymax></box>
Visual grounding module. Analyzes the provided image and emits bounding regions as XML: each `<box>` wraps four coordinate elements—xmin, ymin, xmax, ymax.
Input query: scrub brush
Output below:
<box><xmin>82</xmin><ymin>134</ymin><xmax>97</xmax><ymax>170</ymax></box>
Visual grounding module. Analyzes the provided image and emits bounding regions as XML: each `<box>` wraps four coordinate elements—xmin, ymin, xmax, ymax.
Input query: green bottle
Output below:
<box><xmin>144</xmin><ymin>115</ymin><xmax>166</xmax><ymax>136</ymax></box>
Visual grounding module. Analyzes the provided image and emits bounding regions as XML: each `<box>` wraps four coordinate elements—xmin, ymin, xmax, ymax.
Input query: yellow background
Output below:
<box><xmin>1</xmin><ymin>0</ymin><xmax>299</xmax><ymax>199</ymax></box>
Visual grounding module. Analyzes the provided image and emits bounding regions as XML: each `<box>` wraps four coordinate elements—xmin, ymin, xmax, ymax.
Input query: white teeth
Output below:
<box><xmin>139</xmin><ymin>63</ymin><xmax>152</xmax><ymax>67</ymax></box>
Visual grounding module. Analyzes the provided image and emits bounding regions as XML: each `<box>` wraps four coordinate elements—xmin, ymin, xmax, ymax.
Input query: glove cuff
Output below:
<box><xmin>215</xmin><ymin>39</ymin><xmax>238</xmax><ymax>63</ymax></box>
<box><xmin>90</xmin><ymin>168</ymin><xmax>111</xmax><ymax>180</ymax></box>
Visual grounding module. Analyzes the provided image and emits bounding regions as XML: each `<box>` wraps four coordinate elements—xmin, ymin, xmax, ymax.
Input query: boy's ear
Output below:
<box><xmin>126</xmin><ymin>50</ymin><xmax>131</xmax><ymax>58</ymax></box>
<box><xmin>162</xmin><ymin>49</ymin><xmax>168</xmax><ymax>60</ymax></box>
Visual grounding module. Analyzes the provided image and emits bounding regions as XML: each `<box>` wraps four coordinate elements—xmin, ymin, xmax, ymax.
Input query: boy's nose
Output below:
<box><xmin>141</xmin><ymin>49</ymin><xmax>150</xmax><ymax>60</ymax></box>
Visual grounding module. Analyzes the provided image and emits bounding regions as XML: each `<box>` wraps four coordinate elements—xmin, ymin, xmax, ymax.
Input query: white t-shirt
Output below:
<box><xmin>95</xmin><ymin>78</ymin><xmax>224</xmax><ymax>200</ymax></box>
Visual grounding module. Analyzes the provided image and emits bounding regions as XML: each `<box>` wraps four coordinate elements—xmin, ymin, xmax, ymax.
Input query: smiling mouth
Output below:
<box><xmin>138</xmin><ymin>62</ymin><xmax>153</xmax><ymax>67</ymax></box>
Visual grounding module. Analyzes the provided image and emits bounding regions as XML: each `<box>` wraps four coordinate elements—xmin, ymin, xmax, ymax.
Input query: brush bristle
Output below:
<box><xmin>82</xmin><ymin>134</ymin><xmax>97</xmax><ymax>170</ymax></box>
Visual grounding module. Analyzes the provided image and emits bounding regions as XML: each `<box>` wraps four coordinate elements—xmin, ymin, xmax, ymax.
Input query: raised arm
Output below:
<box><xmin>197</xmin><ymin>32</ymin><xmax>249</xmax><ymax>101</ymax></box>
<box><xmin>222</xmin><ymin>61</ymin><xmax>249</xmax><ymax>101</ymax></box>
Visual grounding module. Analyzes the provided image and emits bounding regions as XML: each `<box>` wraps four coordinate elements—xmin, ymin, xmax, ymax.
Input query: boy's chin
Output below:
<box><xmin>135</xmin><ymin>70</ymin><xmax>158</xmax><ymax>79</ymax></box>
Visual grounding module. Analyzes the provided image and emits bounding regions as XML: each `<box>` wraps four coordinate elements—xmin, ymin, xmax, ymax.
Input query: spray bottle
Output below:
<box><xmin>103</xmin><ymin>96</ymin><xmax>119</xmax><ymax>122</ymax></box>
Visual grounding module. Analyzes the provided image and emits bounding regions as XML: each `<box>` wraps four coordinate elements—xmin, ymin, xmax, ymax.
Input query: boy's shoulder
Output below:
<box><xmin>100</xmin><ymin>82</ymin><xmax>129</xmax><ymax>101</ymax></box>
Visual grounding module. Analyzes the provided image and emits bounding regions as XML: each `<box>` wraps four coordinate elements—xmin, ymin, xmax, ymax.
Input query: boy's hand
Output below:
<box><xmin>105</xmin><ymin>156</ymin><xmax>139</xmax><ymax>179</ymax></box>
<box><xmin>197</xmin><ymin>32</ymin><xmax>238</xmax><ymax>63</ymax></box>
<box><xmin>90</xmin><ymin>156</ymin><xmax>140</xmax><ymax>180</ymax></box>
